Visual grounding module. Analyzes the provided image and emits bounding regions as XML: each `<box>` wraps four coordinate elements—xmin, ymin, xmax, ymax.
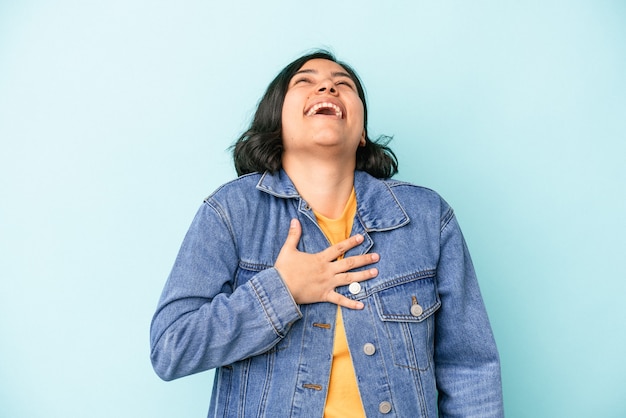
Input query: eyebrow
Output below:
<box><xmin>293</xmin><ymin>69</ymin><xmax>354</xmax><ymax>80</ymax></box>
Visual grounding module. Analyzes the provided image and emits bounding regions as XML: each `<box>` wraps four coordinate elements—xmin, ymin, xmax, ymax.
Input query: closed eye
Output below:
<box><xmin>292</xmin><ymin>77</ymin><xmax>312</xmax><ymax>85</ymax></box>
<box><xmin>336</xmin><ymin>80</ymin><xmax>354</xmax><ymax>88</ymax></box>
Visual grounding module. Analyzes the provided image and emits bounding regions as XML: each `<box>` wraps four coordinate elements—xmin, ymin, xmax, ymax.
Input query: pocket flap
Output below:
<box><xmin>373</xmin><ymin>273</ymin><xmax>440</xmax><ymax>323</ymax></box>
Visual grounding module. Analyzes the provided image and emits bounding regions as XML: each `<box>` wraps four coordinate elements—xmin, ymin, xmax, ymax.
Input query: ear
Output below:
<box><xmin>359</xmin><ymin>130</ymin><xmax>366</xmax><ymax>147</ymax></box>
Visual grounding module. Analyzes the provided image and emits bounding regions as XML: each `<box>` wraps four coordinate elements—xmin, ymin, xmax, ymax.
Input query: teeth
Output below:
<box><xmin>306</xmin><ymin>102</ymin><xmax>343</xmax><ymax>118</ymax></box>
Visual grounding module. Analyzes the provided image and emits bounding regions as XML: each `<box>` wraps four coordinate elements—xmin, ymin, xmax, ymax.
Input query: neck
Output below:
<box><xmin>283</xmin><ymin>155</ymin><xmax>355</xmax><ymax>219</ymax></box>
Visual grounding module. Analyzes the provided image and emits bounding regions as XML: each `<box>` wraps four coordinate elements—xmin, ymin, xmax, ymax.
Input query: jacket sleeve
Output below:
<box><xmin>434</xmin><ymin>204</ymin><xmax>504</xmax><ymax>417</ymax></box>
<box><xmin>149</xmin><ymin>201</ymin><xmax>302</xmax><ymax>381</ymax></box>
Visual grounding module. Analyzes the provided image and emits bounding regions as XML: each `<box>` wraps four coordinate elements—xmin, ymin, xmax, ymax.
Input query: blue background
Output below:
<box><xmin>1</xmin><ymin>1</ymin><xmax>625</xmax><ymax>417</ymax></box>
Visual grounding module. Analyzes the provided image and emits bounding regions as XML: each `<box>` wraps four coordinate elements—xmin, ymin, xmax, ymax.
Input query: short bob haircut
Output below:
<box><xmin>232</xmin><ymin>50</ymin><xmax>398</xmax><ymax>179</ymax></box>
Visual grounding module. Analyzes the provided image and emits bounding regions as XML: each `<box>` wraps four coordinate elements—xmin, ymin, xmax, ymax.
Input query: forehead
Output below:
<box><xmin>295</xmin><ymin>58</ymin><xmax>352</xmax><ymax>78</ymax></box>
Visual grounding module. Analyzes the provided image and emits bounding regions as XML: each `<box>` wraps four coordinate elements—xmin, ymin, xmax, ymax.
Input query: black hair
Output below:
<box><xmin>232</xmin><ymin>50</ymin><xmax>398</xmax><ymax>179</ymax></box>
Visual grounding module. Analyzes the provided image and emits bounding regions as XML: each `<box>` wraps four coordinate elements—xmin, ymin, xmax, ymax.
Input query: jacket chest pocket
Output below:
<box><xmin>373</xmin><ymin>272</ymin><xmax>440</xmax><ymax>371</ymax></box>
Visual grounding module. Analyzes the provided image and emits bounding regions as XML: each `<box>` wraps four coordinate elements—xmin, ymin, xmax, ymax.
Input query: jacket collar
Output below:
<box><xmin>256</xmin><ymin>170</ymin><xmax>409</xmax><ymax>232</ymax></box>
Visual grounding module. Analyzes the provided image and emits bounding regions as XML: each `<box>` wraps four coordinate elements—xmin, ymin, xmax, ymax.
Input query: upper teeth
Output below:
<box><xmin>306</xmin><ymin>102</ymin><xmax>343</xmax><ymax>118</ymax></box>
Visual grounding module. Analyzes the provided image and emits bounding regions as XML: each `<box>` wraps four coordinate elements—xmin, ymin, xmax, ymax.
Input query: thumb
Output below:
<box><xmin>282</xmin><ymin>218</ymin><xmax>302</xmax><ymax>249</ymax></box>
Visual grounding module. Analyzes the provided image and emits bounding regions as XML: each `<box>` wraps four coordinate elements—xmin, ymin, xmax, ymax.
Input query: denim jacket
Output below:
<box><xmin>150</xmin><ymin>170</ymin><xmax>504</xmax><ymax>418</ymax></box>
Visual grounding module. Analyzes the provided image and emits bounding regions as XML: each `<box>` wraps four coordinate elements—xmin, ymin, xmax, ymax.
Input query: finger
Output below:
<box><xmin>325</xmin><ymin>234</ymin><xmax>364</xmax><ymax>261</ymax></box>
<box><xmin>333</xmin><ymin>253</ymin><xmax>380</xmax><ymax>273</ymax></box>
<box><xmin>327</xmin><ymin>291</ymin><xmax>364</xmax><ymax>310</ymax></box>
<box><xmin>335</xmin><ymin>267</ymin><xmax>378</xmax><ymax>286</ymax></box>
<box><xmin>282</xmin><ymin>218</ymin><xmax>302</xmax><ymax>249</ymax></box>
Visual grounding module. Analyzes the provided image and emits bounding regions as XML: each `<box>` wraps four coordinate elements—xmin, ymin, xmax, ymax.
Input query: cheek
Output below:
<box><xmin>280</xmin><ymin>100</ymin><xmax>297</xmax><ymax>141</ymax></box>
<box><xmin>281</xmin><ymin>92</ymin><xmax>305</xmax><ymax>131</ymax></box>
<box><xmin>353</xmin><ymin>101</ymin><xmax>365</xmax><ymax>127</ymax></box>
<box><xmin>281</xmin><ymin>93</ymin><xmax>297</xmax><ymax>120</ymax></box>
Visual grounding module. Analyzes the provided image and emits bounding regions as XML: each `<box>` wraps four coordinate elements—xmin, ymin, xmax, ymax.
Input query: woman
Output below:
<box><xmin>150</xmin><ymin>50</ymin><xmax>504</xmax><ymax>417</ymax></box>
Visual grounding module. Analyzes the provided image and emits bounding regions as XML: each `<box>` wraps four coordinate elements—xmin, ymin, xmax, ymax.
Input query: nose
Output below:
<box><xmin>316</xmin><ymin>79</ymin><xmax>337</xmax><ymax>95</ymax></box>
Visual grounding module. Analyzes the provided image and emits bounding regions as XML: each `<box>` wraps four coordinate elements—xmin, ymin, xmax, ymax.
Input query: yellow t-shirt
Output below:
<box><xmin>314</xmin><ymin>189</ymin><xmax>366</xmax><ymax>418</ymax></box>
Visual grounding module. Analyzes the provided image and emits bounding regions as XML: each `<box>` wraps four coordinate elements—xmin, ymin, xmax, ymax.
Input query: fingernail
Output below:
<box><xmin>371</xmin><ymin>253</ymin><xmax>379</xmax><ymax>261</ymax></box>
<box><xmin>355</xmin><ymin>234</ymin><xmax>363</xmax><ymax>243</ymax></box>
<box><xmin>355</xmin><ymin>301</ymin><xmax>364</xmax><ymax>309</ymax></box>
<box><xmin>290</xmin><ymin>219</ymin><xmax>297</xmax><ymax>228</ymax></box>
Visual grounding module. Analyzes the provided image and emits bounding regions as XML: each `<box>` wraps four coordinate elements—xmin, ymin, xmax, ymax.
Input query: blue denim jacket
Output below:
<box><xmin>150</xmin><ymin>170</ymin><xmax>504</xmax><ymax>417</ymax></box>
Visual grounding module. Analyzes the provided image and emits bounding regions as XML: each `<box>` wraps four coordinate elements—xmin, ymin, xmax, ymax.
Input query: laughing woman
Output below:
<box><xmin>150</xmin><ymin>50</ymin><xmax>504</xmax><ymax>417</ymax></box>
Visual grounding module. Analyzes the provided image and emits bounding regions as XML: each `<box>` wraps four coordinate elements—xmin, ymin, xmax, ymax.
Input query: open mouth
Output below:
<box><xmin>305</xmin><ymin>102</ymin><xmax>343</xmax><ymax>118</ymax></box>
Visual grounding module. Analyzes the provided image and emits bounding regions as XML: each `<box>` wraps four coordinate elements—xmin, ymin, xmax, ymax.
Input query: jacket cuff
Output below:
<box><xmin>248</xmin><ymin>267</ymin><xmax>302</xmax><ymax>337</ymax></box>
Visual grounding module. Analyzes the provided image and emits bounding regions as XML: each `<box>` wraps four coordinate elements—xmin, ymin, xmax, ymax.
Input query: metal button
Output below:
<box><xmin>410</xmin><ymin>303</ymin><xmax>424</xmax><ymax>317</ymax></box>
<box><xmin>348</xmin><ymin>282</ymin><xmax>361</xmax><ymax>294</ymax></box>
<box><xmin>363</xmin><ymin>343</ymin><xmax>376</xmax><ymax>356</ymax></box>
<box><xmin>379</xmin><ymin>401</ymin><xmax>392</xmax><ymax>414</ymax></box>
